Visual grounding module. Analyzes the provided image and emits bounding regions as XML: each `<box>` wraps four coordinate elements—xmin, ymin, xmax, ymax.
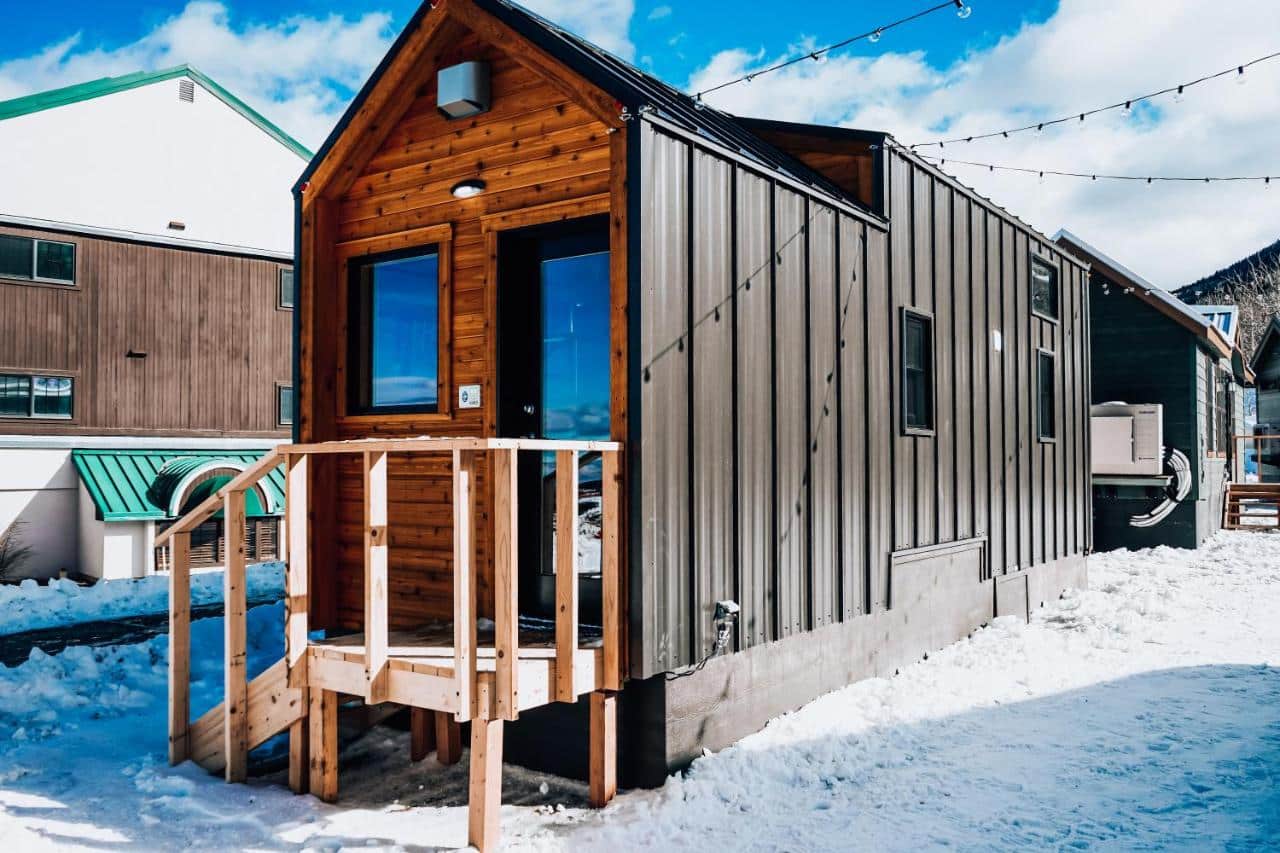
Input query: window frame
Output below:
<box><xmin>0</xmin><ymin>233</ymin><xmax>78</xmax><ymax>288</ymax></box>
<box><xmin>1030</xmin><ymin>252</ymin><xmax>1060</xmax><ymax>324</ymax></box>
<box><xmin>277</xmin><ymin>267</ymin><xmax>295</xmax><ymax>310</ymax></box>
<box><xmin>343</xmin><ymin>239</ymin><xmax>452</xmax><ymax>418</ymax></box>
<box><xmin>276</xmin><ymin>382</ymin><xmax>294</xmax><ymax>428</ymax></box>
<box><xmin>900</xmin><ymin>307</ymin><xmax>936</xmax><ymax>437</ymax></box>
<box><xmin>0</xmin><ymin>371</ymin><xmax>76</xmax><ymax>421</ymax></box>
<box><xmin>1036</xmin><ymin>348</ymin><xmax>1057</xmax><ymax>443</ymax></box>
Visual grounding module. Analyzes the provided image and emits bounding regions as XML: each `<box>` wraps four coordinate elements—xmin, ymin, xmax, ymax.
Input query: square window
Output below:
<box><xmin>36</xmin><ymin>240</ymin><xmax>75</xmax><ymax>283</ymax></box>
<box><xmin>278</xmin><ymin>268</ymin><xmax>295</xmax><ymax>309</ymax></box>
<box><xmin>0</xmin><ymin>235</ymin><xmax>34</xmax><ymax>280</ymax></box>
<box><xmin>1037</xmin><ymin>350</ymin><xmax>1056</xmax><ymax>441</ymax></box>
<box><xmin>901</xmin><ymin>309</ymin><xmax>934</xmax><ymax>434</ymax></box>
<box><xmin>1031</xmin><ymin>255</ymin><xmax>1058</xmax><ymax>321</ymax></box>
<box><xmin>348</xmin><ymin>248</ymin><xmax>441</xmax><ymax>414</ymax></box>
<box><xmin>0</xmin><ymin>374</ymin><xmax>30</xmax><ymax>417</ymax></box>
<box><xmin>278</xmin><ymin>385</ymin><xmax>294</xmax><ymax>426</ymax></box>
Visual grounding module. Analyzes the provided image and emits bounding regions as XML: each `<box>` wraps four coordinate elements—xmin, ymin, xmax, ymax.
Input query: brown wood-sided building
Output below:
<box><xmin>279</xmin><ymin>0</ymin><xmax>1091</xmax><ymax>836</ymax></box>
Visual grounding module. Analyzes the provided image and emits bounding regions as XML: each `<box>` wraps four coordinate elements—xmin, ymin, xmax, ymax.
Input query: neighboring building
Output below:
<box><xmin>0</xmin><ymin>67</ymin><xmax>308</xmax><ymax>580</ymax></box>
<box><xmin>185</xmin><ymin>2</ymin><xmax>1090</xmax><ymax>848</ymax></box>
<box><xmin>1056</xmin><ymin>231</ymin><xmax>1249</xmax><ymax>549</ymax></box>
<box><xmin>1250</xmin><ymin>315</ymin><xmax>1280</xmax><ymax>481</ymax></box>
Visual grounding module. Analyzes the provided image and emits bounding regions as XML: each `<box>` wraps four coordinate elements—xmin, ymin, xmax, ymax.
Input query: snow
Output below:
<box><xmin>0</xmin><ymin>533</ymin><xmax>1277</xmax><ymax>850</ymax></box>
<box><xmin>0</xmin><ymin>563</ymin><xmax>284</xmax><ymax>637</ymax></box>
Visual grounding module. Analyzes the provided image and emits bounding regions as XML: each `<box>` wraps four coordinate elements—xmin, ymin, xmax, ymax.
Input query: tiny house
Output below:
<box><xmin>1250</xmin><ymin>315</ymin><xmax>1280</xmax><ymax>482</ymax></box>
<box><xmin>1056</xmin><ymin>231</ymin><xmax>1249</xmax><ymax>548</ymax></box>
<box><xmin>163</xmin><ymin>2</ymin><xmax>1091</xmax><ymax>848</ymax></box>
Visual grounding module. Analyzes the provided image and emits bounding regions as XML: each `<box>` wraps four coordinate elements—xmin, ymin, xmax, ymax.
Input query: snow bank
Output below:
<box><xmin>0</xmin><ymin>562</ymin><xmax>284</xmax><ymax>637</ymax></box>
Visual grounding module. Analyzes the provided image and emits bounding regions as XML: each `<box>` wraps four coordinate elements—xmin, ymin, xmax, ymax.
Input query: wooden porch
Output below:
<box><xmin>1225</xmin><ymin>434</ymin><xmax>1280</xmax><ymax>530</ymax></box>
<box><xmin>158</xmin><ymin>436</ymin><xmax>623</xmax><ymax>852</ymax></box>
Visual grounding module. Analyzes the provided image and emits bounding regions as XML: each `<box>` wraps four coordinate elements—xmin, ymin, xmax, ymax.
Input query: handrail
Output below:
<box><xmin>279</xmin><ymin>437</ymin><xmax>620</xmax><ymax>455</ymax></box>
<box><xmin>154</xmin><ymin>448</ymin><xmax>284</xmax><ymax>548</ymax></box>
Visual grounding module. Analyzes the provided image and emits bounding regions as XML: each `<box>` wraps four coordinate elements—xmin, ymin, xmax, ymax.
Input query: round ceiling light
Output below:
<box><xmin>451</xmin><ymin>178</ymin><xmax>487</xmax><ymax>199</ymax></box>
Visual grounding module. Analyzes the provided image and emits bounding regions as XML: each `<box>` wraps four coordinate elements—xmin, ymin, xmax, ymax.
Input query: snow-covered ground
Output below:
<box><xmin>0</xmin><ymin>563</ymin><xmax>284</xmax><ymax>636</ymax></box>
<box><xmin>0</xmin><ymin>533</ymin><xmax>1277</xmax><ymax>850</ymax></box>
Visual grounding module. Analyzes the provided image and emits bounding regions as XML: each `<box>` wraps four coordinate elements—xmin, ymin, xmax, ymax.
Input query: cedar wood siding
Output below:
<box><xmin>634</xmin><ymin>129</ymin><xmax>1091</xmax><ymax>678</ymax></box>
<box><xmin>296</xmin><ymin>21</ymin><xmax>620</xmax><ymax>631</ymax></box>
<box><xmin>0</xmin><ymin>222</ymin><xmax>291</xmax><ymax>437</ymax></box>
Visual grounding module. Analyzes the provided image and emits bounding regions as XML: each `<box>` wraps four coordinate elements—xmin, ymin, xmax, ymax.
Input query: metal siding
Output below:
<box><xmin>1001</xmin><ymin>220</ymin><xmax>1018</xmax><ymax>572</ymax></box>
<box><xmin>808</xmin><ymin>204</ymin><xmax>839</xmax><ymax>627</ymax></box>
<box><xmin>866</xmin><ymin>227</ymin><xmax>893</xmax><ymax>612</ymax></box>
<box><xmin>774</xmin><ymin>187</ymin><xmax>809</xmax><ymax>637</ymax></box>
<box><xmin>952</xmin><ymin>192</ymin><xmax>972</xmax><ymax>540</ymax></box>
<box><xmin>933</xmin><ymin>180</ymin><xmax>955</xmax><ymax>543</ymax></box>
<box><xmin>970</xmin><ymin>203</ymin><xmax>989</xmax><ymax>544</ymax></box>
<box><xmin>691</xmin><ymin>150</ymin><xmax>735</xmax><ymax>658</ymax></box>
<box><xmin>735</xmin><ymin>169</ymin><xmax>775</xmax><ymax>648</ymax></box>
<box><xmin>987</xmin><ymin>210</ymin><xmax>1006</xmax><ymax>576</ymax></box>
<box><xmin>1015</xmin><ymin>231</ymin><xmax>1032</xmax><ymax>570</ymax></box>
<box><xmin>639</xmin><ymin>126</ymin><xmax>691</xmax><ymax>673</ymax></box>
<box><xmin>890</xmin><ymin>154</ymin><xmax>914</xmax><ymax>552</ymax></box>
<box><xmin>838</xmin><ymin>215</ymin><xmax>867</xmax><ymax>618</ymax></box>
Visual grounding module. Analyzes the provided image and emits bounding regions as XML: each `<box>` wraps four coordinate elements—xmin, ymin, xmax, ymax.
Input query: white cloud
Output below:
<box><xmin>648</xmin><ymin>5</ymin><xmax>673</xmax><ymax>21</ymax></box>
<box><xmin>689</xmin><ymin>0</ymin><xmax>1280</xmax><ymax>285</ymax></box>
<box><xmin>521</xmin><ymin>0</ymin><xmax>636</xmax><ymax>60</ymax></box>
<box><xmin>0</xmin><ymin>1</ymin><xmax>395</xmax><ymax>149</ymax></box>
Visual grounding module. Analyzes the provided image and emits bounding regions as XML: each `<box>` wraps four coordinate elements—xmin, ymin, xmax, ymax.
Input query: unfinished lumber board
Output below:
<box><xmin>410</xmin><ymin>707</ymin><xmax>435</xmax><ymax>762</ymax></box>
<box><xmin>286</xmin><ymin>453</ymin><xmax>310</xmax><ymax>690</ymax></box>
<box><xmin>467</xmin><ymin>681</ymin><xmax>503</xmax><ymax>853</ymax></box>
<box><xmin>589</xmin><ymin>691</ymin><xmax>617</xmax><ymax>807</ymax></box>
<box><xmin>493</xmin><ymin>447</ymin><xmax>519</xmax><ymax>719</ymax></box>
<box><xmin>554</xmin><ymin>450</ymin><xmax>579</xmax><ymax>701</ymax></box>
<box><xmin>309</xmin><ymin>688</ymin><xmax>339</xmax><ymax>802</ymax></box>
<box><xmin>453</xmin><ymin>449</ymin><xmax>477</xmax><ymax>720</ymax></box>
<box><xmin>168</xmin><ymin>531</ymin><xmax>191</xmax><ymax>765</ymax></box>
<box><xmin>601</xmin><ymin>451</ymin><xmax>621</xmax><ymax>691</ymax></box>
<box><xmin>364</xmin><ymin>450</ymin><xmax>390</xmax><ymax>704</ymax></box>
<box><xmin>224</xmin><ymin>489</ymin><xmax>248</xmax><ymax>783</ymax></box>
<box><xmin>436</xmin><ymin>711</ymin><xmax>462</xmax><ymax>766</ymax></box>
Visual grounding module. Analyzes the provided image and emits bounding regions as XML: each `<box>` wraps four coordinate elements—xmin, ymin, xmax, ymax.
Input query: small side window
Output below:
<box><xmin>277</xmin><ymin>384</ymin><xmax>294</xmax><ymax>427</ymax></box>
<box><xmin>278</xmin><ymin>268</ymin><xmax>295</xmax><ymax>309</ymax></box>
<box><xmin>1031</xmin><ymin>255</ymin><xmax>1058</xmax><ymax>322</ymax></box>
<box><xmin>901</xmin><ymin>308</ymin><xmax>934</xmax><ymax>435</ymax></box>
<box><xmin>1037</xmin><ymin>350</ymin><xmax>1056</xmax><ymax>441</ymax></box>
<box><xmin>0</xmin><ymin>373</ymin><xmax>74</xmax><ymax>419</ymax></box>
<box><xmin>0</xmin><ymin>234</ymin><xmax>76</xmax><ymax>285</ymax></box>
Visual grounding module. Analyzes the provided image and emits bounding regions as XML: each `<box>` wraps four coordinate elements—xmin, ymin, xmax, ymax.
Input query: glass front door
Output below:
<box><xmin>497</xmin><ymin>216</ymin><xmax>610</xmax><ymax>619</ymax></box>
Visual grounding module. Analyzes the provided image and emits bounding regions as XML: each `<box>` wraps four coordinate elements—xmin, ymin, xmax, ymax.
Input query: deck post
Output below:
<box><xmin>435</xmin><ymin>711</ymin><xmax>462</xmax><ymax>765</ymax></box>
<box><xmin>601</xmin><ymin>450</ymin><xmax>622</xmax><ymax>690</ymax></box>
<box><xmin>410</xmin><ymin>707</ymin><xmax>435</xmax><ymax>762</ymax></box>
<box><xmin>223</xmin><ymin>489</ymin><xmax>249</xmax><ymax>783</ymax></box>
<box><xmin>589</xmin><ymin>690</ymin><xmax>617</xmax><ymax>807</ymax></box>
<box><xmin>364</xmin><ymin>450</ymin><xmax>390</xmax><ymax>704</ymax></box>
<box><xmin>467</xmin><ymin>680</ymin><xmax>503</xmax><ymax>853</ymax></box>
<box><xmin>554</xmin><ymin>450</ymin><xmax>579</xmax><ymax>702</ymax></box>
<box><xmin>308</xmin><ymin>688</ymin><xmax>339</xmax><ymax>802</ymax></box>
<box><xmin>167</xmin><ymin>531</ymin><xmax>191</xmax><ymax>765</ymax></box>
<box><xmin>286</xmin><ymin>453</ymin><xmax>310</xmax><ymax>793</ymax></box>
<box><xmin>453</xmin><ymin>449</ymin><xmax>478</xmax><ymax>721</ymax></box>
<box><xmin>493</xmin><ymin>448</ymin><xmax>519</xmax><ymax>719</ymax></box>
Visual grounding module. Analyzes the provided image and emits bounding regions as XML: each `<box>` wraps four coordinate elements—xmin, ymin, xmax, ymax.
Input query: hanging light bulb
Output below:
<box><xmin>868</xmin><ymin>28</ymin><xmax>883</xmax><ymax>44</ymax></box>
<box><xmin>1034</xmin><ymin>123</ymin><xmax>1045</xmax><ymax>137</ymax></box>
<box><xmin>811</xmin><ymin>51</ymin><xmax>827</xmax><ymax>64</ymax></box>
<box><xmin>954</xmin><ymin>1</ymin><xmax>973</xmax><ymax>19</ymax></box>
<box><xmin>1038</xmin><ymin>171</ymin><xmax>1046</xmax><ymax>184</ymax></box>
<box><xmin>1173</xmin><ymin>84</ymin><xmax>1185</xmax><ymax>103</ymax></box>
<box><xmin>1121</xmin><ymin>100</ymin><xmax>1133</xmax><ymax>120</ymax></box>
<box><xmin>1236</xmin><ymin>65</ymin><xmax>1247</xmax><ymax>86</ymax></box>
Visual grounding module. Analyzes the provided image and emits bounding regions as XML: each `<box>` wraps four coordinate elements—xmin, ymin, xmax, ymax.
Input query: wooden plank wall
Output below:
<box><xmin>634</xmin><ymin>129</ymin><xmax>1091</xmax><ymax>677</ymax></box>
<box><xmin>0</xmin><ymin>223</ymin><xmax>291</xmax><ymax>438</ymax></box>
<box><xmin>302</xmin><ymin>29</ymin><xmax>615</xmax><ymax>630</ymax></box>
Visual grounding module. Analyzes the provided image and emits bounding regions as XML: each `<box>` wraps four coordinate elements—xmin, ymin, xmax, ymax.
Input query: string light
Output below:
<box><xmin>916</xmin><ymin>152</ymin><xmax>1278</xmax><ymax>184</ymax></box>
<box><xmin>692</xmin><ymin>0</ymin><xmax>968</xmax><ymax>100</ymax></box>
<box><xmin>909</xmin><ymin>50</ymin><xmax>1280</xmax><ymax>149</ymax></box>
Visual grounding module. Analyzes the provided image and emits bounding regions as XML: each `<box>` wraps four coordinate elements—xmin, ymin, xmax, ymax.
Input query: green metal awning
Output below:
<box><xmin>72</xmin><ymin>449</ymin><xmax>285</xmax><ymax>522</ymax></box>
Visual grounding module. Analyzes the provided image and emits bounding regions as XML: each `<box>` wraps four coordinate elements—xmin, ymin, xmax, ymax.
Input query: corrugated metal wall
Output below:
<box><xmin>633</xmin><ymin>122</ymin><xmax>1091</xmax><ymax>678</ymax></box>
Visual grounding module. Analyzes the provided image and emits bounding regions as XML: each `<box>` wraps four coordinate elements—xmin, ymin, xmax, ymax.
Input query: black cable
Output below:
<box><xmin>916</xmin><ymin>152</ymin><xmax>1277</xmax><ymax>184</ymax></box>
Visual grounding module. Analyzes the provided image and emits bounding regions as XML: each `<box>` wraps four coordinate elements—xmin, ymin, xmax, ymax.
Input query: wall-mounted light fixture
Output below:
<box><xmin>451</xmin><ymin>178</ymin><xmax>487</xmax><ymax>199</ymax></box>
<box><xmin>437</xmin><ymin>61</ymin><xmax>491</xmax><ymax>119</ymax></box>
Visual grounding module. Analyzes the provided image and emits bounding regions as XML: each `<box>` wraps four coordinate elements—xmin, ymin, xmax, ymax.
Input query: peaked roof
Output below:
<box><xmin>1251</xmin><ymin>315</ymin><xmax>1280</xmax><ymax>373</ymax></box>
<box><xmin>296</xmin><ymin>0</ymin><xmax>866</xmax><ymax>212</ymax></box>
<box><xmin>1055</xmin><ymin>229</ymin><xmax>1234</xmax><ymax>360</ymax></box>
<box><xmin>0</xmin><ymin>65</ymin><xmax>312</xmax><ymax>160</ymax></box>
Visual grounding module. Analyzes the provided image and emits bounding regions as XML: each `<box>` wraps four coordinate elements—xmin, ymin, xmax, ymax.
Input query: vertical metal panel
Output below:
<box><xmin>932</xmin><ymin>180</ymin><xmax>955</xmax><ymax>544</ymax></box>
<box><xmin>639</xmin><ymin>126</ymin><xmax>690</xmax><ymax>673</ymax></box>
<box><xmin>1014</xmin><ymin>230</ymin><xmax>1032</xmax><ymax>570</ymax></box>
<box><xmin>952</xmin><ymin>193</ymin><xmax>972</xmax><ymax>540</ymax></box>
<box><xmin>838</xmin><ymin>215</ymin><xmax>867</xmax><ymax>619</ymax></box>
<box><xmin>865</xmin><ymin>226</ymin><xmax>893</xmax><ymax>612</ymax></box>
<box><xmin>773</xmin><ymin>187</ymin><xmax>809</xmax><ymax>637</ymax></box>
<box><xmin>890</xmin><ymin>153</ymin><xmax>914</xmax><ymax>552</ymax></box>
<box><xmin>807</xmin><ymin>204</ymin><xmax>839</xmax><ymax>628</ymax></box>
<box><xmin>691</xmin><ymin>150</ymin><xmax>734</xmax><ymax>657</ymax></box>
<box><xmin>735</xmin><ymin>170</ymin><xmax>775</xmax><ymax>648</ymax></box>
<box><xmin>989</xmin><ymin>211</ymin><xmax>1007</xmax><ymax>575</ymax></box>
<box><xmin>1001</xmin><ymin>220</ymin><xmax>1017</xmax><ymax>573</ymax></box>
<box><xmin>970</xmin><ymin>203</ymin><xmax>989</xmax><ymax>542</ymax></box>
<box><xmin>911</xmin><ymin>168</ymin><xmax>936</xmax><ymax>547</ymax></box>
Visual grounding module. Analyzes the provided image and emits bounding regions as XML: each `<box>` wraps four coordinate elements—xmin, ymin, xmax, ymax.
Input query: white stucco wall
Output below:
<box><xmin>0</xmin><ymin>73</ymin><xmax>306</xmax><ymax>254</ymax></box>
<box><xmin>0</xmin><ymin>447</ymin><xmax>78</xmax><ymax>580</ymax></box>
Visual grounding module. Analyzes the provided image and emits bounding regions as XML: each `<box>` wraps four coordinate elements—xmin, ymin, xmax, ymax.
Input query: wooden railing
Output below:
<box><xmin>162</xmin><ymin>437</ymin><xmax>622</xmax><ymax>783</ymax></box>
<box><xmin>1235</xmin><ymin>434</ymin><xmax>1280</xmax><ymax>478</ymax></box>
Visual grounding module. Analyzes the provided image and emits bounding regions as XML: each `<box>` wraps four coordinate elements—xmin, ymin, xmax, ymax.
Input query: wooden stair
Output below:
<box><xmin>188</xmin><ymin>658</ymin><xmax>304</xmax><ymax>774</ymax></box>
<box><xmin>1224</xmin><ymin>483</ymin><xmax>1280</xmax><ymax>530</ymax></box>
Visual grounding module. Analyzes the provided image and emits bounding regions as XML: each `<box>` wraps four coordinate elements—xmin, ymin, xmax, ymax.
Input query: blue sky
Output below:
<box><xmin>0</xmin><ymin>0</ymin><xmax>1276</xmax><ymax>283</ymax></box>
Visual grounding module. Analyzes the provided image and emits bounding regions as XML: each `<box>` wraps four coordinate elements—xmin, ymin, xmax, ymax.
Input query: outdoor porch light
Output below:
<box><xmin>451</xmin><ymin>178</ymin><xmax>487</xmax><ymax>199</ymax></box>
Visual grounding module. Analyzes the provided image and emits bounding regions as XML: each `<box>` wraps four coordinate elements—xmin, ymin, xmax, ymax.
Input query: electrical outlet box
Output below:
<box><xmin>459</xmin><ymin>384</ymin><xmax>482</xmax><ymax>409</ymax></box>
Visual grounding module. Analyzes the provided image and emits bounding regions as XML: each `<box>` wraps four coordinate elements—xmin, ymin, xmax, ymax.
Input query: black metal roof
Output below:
<box><xmin>296</xmin><ymin>0</ymin><xmax>865</xmax><ymax>210</ymax></box>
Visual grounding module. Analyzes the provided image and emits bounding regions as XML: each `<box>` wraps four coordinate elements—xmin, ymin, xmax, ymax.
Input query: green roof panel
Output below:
<box><xmin>71</xmin><ymin>449</ymin><xmax>285</xmax><ymax>522</ymax></box>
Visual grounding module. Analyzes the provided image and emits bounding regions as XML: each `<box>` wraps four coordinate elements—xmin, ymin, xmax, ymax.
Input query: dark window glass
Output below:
<box><xmin>36</xmin><ymin>240</ymin><xmax>75</xmax><ymax>282</ymax></box>
<box><xmin>541</xmin><ymin>251</ymin><xmax>611</xmax><ymax>441</ymax></box>
<box><xmin>278</xmin><ymin>385</ymin><xmax>294</xmax><ymax>426</ymax></box>
<box><xmin>278</xmin><ymin>268</ymin><xmax>295</xmax><ymax>309</ymax></box>
<box><xmin>1038</xmin><ymin>351</ymin><xmax>1056</xmax><ymax>440</ymax></box>
<box><xmin>349</xmin><ymin>250</ymin><xmax>439</xmax><ymax>413</ymax></box>
<box><xmin>32</xmin><ymin>376</ymin><xmax>73</xmax><ymax>418</ymax></box>
<box><xmin>902</xmin><ymin>311</ymin><xmax>933</xmax><ymax>432</ymax></box>
<box><xmin>1031</xmin><ymin>256</ymin><xmax>1058</xmax><ymax>320</ymax></box>
<box><xmin>0</xmin><ymin>374</ymin><xmax>30</xmax><ymax>416</ymax></box>
<box><xmin>0</xmin><ymin>235</ymin><xmax>33</xmax><ymax>280</ymax></box>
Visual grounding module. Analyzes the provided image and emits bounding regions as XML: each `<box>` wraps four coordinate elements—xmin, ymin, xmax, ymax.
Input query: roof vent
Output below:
<box><xmin>167</xmin><ymin>220</ymin><xmax>186</xmax><ymax>231</ymax></box>
<box><xmin>437</xmin><ymin>62</ymin><xmax>490</xmax><ymax>119</ymax></box>
<box><xmin>178</xmin><ymin>79</ymin><xmax>195</xmax><ymax>103</ymax></box>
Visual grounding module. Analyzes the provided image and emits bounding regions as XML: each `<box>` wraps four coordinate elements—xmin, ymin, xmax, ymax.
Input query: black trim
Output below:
<box><xmin>900</xmin><ymin>306</ymin><xmax>936</xmax><ymax>437</ymax></box>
